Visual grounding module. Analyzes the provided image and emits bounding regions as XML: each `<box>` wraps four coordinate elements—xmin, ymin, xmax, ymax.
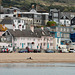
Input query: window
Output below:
<box><xmin>34</xmin><ymin>15</ymin><xmax>37</xmax><ymax>18</ymax></box>
<box><xmin>57</xmin><ymin>38</ymin><xmax>59</xmax><ymax>43</ymax></box>
<box><xmin>15</xmin><ymin>20</ymin><xmax>16</xmax><ymax>22</ymax></box>
<box><xmin>43</xmin><ymin>43</ymin><xmax>46</xmax><ymax>46</ymax></box>
<box><xmin>64</xmin><ymin>28</ymin><xmax>66</xmax><ymax>31</ymax></box>
<box><xmin>24</xmin><ymin>43</ymin><xmax>25</xmax><ymax>45</ymax></box>
<box><xmin>54</xmin><ymin>13</ymin><xmax>58</xmax><ymax>17</ymax></box>
<box><xmin>44</xmin><ymin>38</ymin><xmax>46</xmax><ymax>41</ymax></box>
<box><xmin>67</xmin><ymin>28</ymin><xmax>69</xmax><ymax>32</ymax></box>
<box><xmin>33</xmin><ymin>39</ymin><xmax>35</xmax><ymax>41</ymax></box>
<box><xmin>15</xmin><ymin>43</ymin><xmax>17</xmax><ymax>46</ymax></box>
<box><xmin>27</xmin><ymin>43</ymin><xmax>30</xmax><ymax>46</ymax></box>
<box><xmin>61</xmin><ymin>33</ymin><xmax>63</xmax><ymax>37</ymax></box>
<box><xmin>22</xmin><ymin>20</ymin><xmax>23</xmax><ymax>23</ymax></box>
<box><xmin>50</xmin><ymin>43</ymin><xmax>53</xmax><ymax>46</ymax></box>
<box><xmin>41</xmin><ymin>43</ymin><xmax>42</xmax><ymax>46</ymax></box>
<box><xmin>22</xmin><ymin>26</ymin><xmax>24</xmax><ymax>28</ymax></box>
<box><xmin>20</xmin><ymin>43</ymin><xmax>21</xmax><ymax>45</ymax></box>
<box><xmin>39</xmin><ymin>20</ymin><xmax>40</xmax><ymax>22</ymax></box>
<box><xmin>37</xmin><ymin>15</ymin><xmax>41</xmax><ymax>18</ymax></box>
<box><xmin>61</xmin><ymin>28</ymin><xmax>62</xmax><ymax>31</ymax></box>
<box><xmin>18</xmin><ymin>20</ymin><xmax>20</xmax><ymax>23</ymax></box>
<box><xmin>13</xmin><ymin>15</ymin><xmax>16</xmax><ymax>17</ymax></box>
<box><xmin>37</xmin><ymin>20</ymin><xmax>38</xmax><ymax>22</ymax></box>
<box><xmin>15</xmin><ymin>38</ymin><xmax>17</xmax><ymax>41</ymax></box>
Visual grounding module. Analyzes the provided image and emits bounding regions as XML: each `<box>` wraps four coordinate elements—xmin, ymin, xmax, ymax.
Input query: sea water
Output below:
<box><xmin>0</xmin><ymin>63</ymin><xmax>75</xmax><ymax>75</ymax></box>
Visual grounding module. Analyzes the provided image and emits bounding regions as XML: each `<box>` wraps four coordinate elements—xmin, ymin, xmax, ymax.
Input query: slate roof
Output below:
<box><xmin>8</xmin><ymin>29</ymin><xmax>38</xmax><ymax>37</ymax></box>
<box><xmin>50</xmin><ymin>9</ymin><xmax>60</xmax><ymax>12</ymax></box>
<box><xmin>0</xmin><ymin>17</ymin><xmax>13</xmax><ymax>24</ymax></box>
<box><xmin>7</xmin><ymin>28</ymin><xmax>51</xmax><ymax>38</ymax></box>
<box><xmin>60</xmin><ymin>12</ymin><xmax>71</xmax><ymax>19</ymax></box>
<box><xmin>34</xmin><ymin>28</ymin><xmax>51</xmax><ymax>37</ymax></box>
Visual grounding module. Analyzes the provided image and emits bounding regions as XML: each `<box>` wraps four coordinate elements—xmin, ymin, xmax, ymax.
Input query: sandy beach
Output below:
<box><xmin>0</xmin><ymin>53</ymin><xmax>75</xmax><ymax>63</ymax></box>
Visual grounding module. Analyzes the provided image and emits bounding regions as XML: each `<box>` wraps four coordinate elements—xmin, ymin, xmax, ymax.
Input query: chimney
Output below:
<box><xmin>41</xmin><ymin>26</ymin><xmax>44</xmax><ymax>30</ymax></box>
<box><xmin>30</xmin><ymin>25</ymin><xmax>34</xmax><ymax>32</ymax></box>
<box><xmin>19</xmin><ymin>24</ymin><xmax>22</xmax><ymax>31</ymax></box>
<box><xmin>13</xmin><ymin>24</ymin><xmax>15</xmax><ymax>31</ymax></box>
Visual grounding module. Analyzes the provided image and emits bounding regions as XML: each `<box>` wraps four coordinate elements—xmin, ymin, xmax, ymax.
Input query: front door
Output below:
<box><xmin>47</xmin><ymin>43</ymin><xmax>49</xmax><ymax>49</ymax></box>
<box><xmin>22</xmin><ymin>43</ymin><xmax>24</xmax><ymax>48</ymax></box>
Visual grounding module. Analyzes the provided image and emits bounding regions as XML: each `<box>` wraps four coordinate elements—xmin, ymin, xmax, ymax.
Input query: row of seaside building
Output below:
<box><xmin>0</xmin><ymin>5</ymin><xmax>75</xmax><ymax>50</ymax></box>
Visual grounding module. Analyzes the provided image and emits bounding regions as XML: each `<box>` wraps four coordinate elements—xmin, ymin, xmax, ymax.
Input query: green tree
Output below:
<box><xmin>47</xmin><ymin>21</ymin><xmax>57</xmax><ymax>27</ymax></box>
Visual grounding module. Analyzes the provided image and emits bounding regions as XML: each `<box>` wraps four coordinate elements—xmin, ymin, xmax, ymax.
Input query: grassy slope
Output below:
<box><xmin>2</xmin><ymin>0</ymin><xmax>75</xmax><ymax>12</ymax></box>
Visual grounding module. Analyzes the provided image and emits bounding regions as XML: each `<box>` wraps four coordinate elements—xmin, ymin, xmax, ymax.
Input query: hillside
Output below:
<box><xmin>2</xmin><ymin>0</ymin><xmax>75</xmax><ymax>12</ymax></box>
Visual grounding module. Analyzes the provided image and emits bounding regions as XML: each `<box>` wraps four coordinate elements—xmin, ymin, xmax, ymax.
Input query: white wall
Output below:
<box><xmin>0</xmin><ymin>42</ymin><xmax>11</xmax><ymax>48</ymax></box>
<box><xmin>60</xmin><ymin>19</ymin><xmax>70</xmax><ymax>26</ymax></box>
<box><xmin>13</xmin><ymin>37</ymin><xmax>38</xmax><ymax>49</ymax></box>
<box><xmin>5</xmin><ymin>24</ymin><xmax>13</xmax><ymax>29</ymax></box>
<box><xmin>0</xmin><ymin>14</ymin><xmax>14</xmax><ymax>19</ymax></box>
<box><xmin>13</xmin><ymin>36</ymin><xmax>54</xmax><ymax>49</ymax></box>
<box><xmin>13</xmin><ymin>19</ymin><xmax>26</xmax><ymax>29</ymax></box>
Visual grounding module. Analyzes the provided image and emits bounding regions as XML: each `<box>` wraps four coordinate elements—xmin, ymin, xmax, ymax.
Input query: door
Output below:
<box><xmin>47</xmin><ymin>43</ymin><xmax>49</xmax><ymax>49</ymax></box>
<box><xmin>22</xmin><ymin>43</ymin><xmax>24</xmax><ymax>48</ymax></box>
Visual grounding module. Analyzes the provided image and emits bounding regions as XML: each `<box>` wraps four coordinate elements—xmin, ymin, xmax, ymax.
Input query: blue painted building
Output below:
<box><xmin>47</xmin><ymin>26</ymin><xmax>73</xmax><ymax>50</ymax></box>
<box><xmin>70</xmin><ymin>33</ymin><xmax>75</xmax><ymax>42</ymax></box>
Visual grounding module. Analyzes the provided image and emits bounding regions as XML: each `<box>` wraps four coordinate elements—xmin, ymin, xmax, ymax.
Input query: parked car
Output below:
<box><xmin>45</xmin><ymin>49</ymin><xmax>54</xmax><ymax>53</ymax></box>
<box><xmin>1</xmin><ymin>48</ymin><xmax>8</xmax><ymax>53</ymax></box>
<box><xmin>33</xmin><ymin>49</ymin><xmax>41</xmax><ymax>53</ymax></box>
<box><xmin>69</xmin><ymin>49</ymin><xmax>75</xmax><ymax>53</ymax></box>
<box><xmin>28</xmin><ymin>49</ymin><xmax>34</xmax><ymax>53</ymax></box>
<box><xmin>62</xmin><ymin>48</ymin><xmax>69</xmax><ymax>53</ymax></box>
<box><xmin>18</xmin><ymin>49</ymin><xmax>28</xmax><ymax>53</ymax></box>
<box><xmin>8</xmin><ymin>47</ymin><xmax>13</xmax><ymax>53</ymax></box>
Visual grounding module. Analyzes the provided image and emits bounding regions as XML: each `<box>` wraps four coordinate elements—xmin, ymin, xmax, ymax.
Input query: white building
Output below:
<box><xmin>60</xmin><ymin>12</ymin><xmax>71</xmax><ymax>26</ymax></box>
<box><xmin>0</xmin><ymin>17</ymin><xmax>26</xmax><ymax>30</ymax></box>
<box><xmin>0</xmin><ymin>27</ymin><xmax>54</xmax><ymax>50</ymax></box>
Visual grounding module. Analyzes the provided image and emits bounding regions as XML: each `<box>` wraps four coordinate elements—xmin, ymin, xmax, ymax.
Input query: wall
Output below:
<box><xmin>0</xmin><ymin>14</ymin><xmax>13</xmax><ymax>19</ymax></box>
<box><xmin>5</xmin><ymin>24</ymin><xmax>13</xmax><ymax>29</ymax></box>
<box><xmin>13</xmin><ymin>37</ymin><xmax>38</xmax><ymax>49</ymax></box>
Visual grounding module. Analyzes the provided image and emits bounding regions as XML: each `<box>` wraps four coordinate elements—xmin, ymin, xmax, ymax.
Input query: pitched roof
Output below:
<box><xmin>7</xmin><ymin>28</ymin><xmax>51</xmax><ymax>38</ymax></box>
<box><xmin>72</xmin><ymin>17</ymin><xmax>75</xmax><ymax>20</ymax></box>
<box><xmin>8</xmin><ymin>29</ymin><xmax>38</xmax><ymax>37</ymax></box>
<box><xmin>34</xmin><ymin>28</ymin><xmax>50</xmax><ymax>37</ymax></box>
<box><xmin>0</xmin><ymin>17</ymin><xmax>13</xmax><ymax>24</ymax></box>
<box><xmin>60</xmin><ymin>12</ymin><xmax>71</xmax><ymax>19</ymax></box>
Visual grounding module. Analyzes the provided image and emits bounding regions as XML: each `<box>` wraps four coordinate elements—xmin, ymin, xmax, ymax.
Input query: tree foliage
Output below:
<box><xmin>47</xmin><ymin>21</ymin><xmax>57</xmax><ymax>27</ymax></box>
